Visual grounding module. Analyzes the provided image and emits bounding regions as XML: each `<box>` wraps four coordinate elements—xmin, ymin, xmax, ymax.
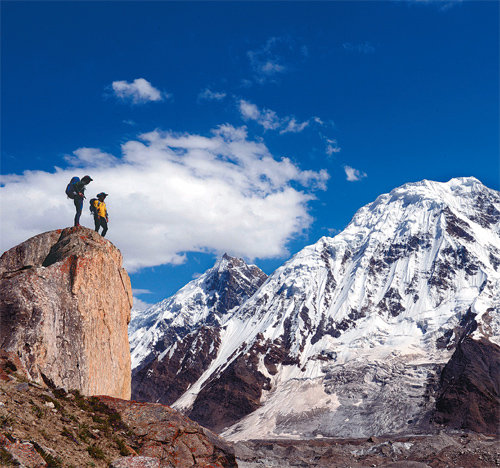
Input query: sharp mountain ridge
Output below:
<box><xmin>130</xmin><ymin>253</ymin><xmax>267</xmax><ymax>404</ymax></box>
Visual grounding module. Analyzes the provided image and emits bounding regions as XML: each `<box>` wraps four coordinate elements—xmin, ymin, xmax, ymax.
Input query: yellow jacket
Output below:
<box><xmin>93</xmin><ymin>199</ymin><xmax>107</xmax><ymax>218</ymax></box>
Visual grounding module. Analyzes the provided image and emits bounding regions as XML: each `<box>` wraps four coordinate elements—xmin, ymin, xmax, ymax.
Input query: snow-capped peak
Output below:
<box><xmin>130</xmin><ymin>177</ymin><xmax>499</xmax><ymax>441</ymax></box>
<box><xmin>167</xmin><ymin>177</ymin><xmax>499</xmax><ymax>439</ymax></box>
<box><xmin>129</xmin><ymin>253</ymin><xmax>267</xmax><ymax>371</ymax></box>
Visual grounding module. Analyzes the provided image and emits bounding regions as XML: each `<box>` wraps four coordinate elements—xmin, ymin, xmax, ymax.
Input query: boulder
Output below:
<box><xmin>0</xmin><ymin>227</ymin><xmax>132</xmax><ymax>399</ymax></box>
<box><xmin>0</xmin><ymin>433</ymin><xmax>47</xmax><ymax>468</ymax></box>
<box><xmin>100</xmin><ymin>396</ymin><xmax>237</xmax><ymax>467</ymax></box>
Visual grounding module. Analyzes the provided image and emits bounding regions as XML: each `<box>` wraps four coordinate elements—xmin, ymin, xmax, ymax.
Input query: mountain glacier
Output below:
<box><xmin>130</xmin><ymin>177</ymin><xmax>500</xmax><ymax>440</ymax></box>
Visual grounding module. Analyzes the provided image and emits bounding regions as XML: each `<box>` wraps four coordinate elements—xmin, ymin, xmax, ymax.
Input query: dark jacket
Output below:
<box><xmin>69</xmin><ymin>180</ymin><xmax>87</xmax><ymax>199</ymax></box>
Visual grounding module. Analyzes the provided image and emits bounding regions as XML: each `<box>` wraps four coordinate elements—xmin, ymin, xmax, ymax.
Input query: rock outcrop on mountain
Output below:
<box><xmin>0</xmin><ymin>227</ymin><xmax>133</xmax><ymax>399</ymax></box>
<box><xmin>130</xmin><ymin>254</ymin><xmax>267</xmax><ymax>405</ymax></box>
<box><xmin>432</xmin><ymin>336</ymin><xmax>500</xmax><ymax>434</ymax></box>
<box><xmin>131</xmin><ymin>177</ymin><xmax>500</xmax><ymax>440</ymax></box>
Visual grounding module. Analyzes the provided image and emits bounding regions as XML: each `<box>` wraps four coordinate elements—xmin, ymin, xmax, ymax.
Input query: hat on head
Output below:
<box><xmin>97</xmin><ymin>192</ymin><xmax>108</xmax><ymax>198</ymax></box>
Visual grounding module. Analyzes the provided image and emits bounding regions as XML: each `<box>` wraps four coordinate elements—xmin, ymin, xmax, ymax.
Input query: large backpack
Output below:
<box><xmin>89</xmin><ymin>198</ymin><xmax>98</xmax><ymax>215</ymax></box>
<box><xmin>65</xmin><ymin>177</ymin><xmax>80</xmax><ymax>199</ymax></box>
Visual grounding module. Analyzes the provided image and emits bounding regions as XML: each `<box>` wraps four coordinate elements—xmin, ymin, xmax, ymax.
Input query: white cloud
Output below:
<box><xmin>64</xmin><ymin>148</ymin><xmax>118</xmax><ymax>167</ymax></box>
<box><xmin>198</xmin><ymin>88</ymin><xmax>227</xmax><ymax>101</ymax></box>
<box><xmin>247</xmin><ymin>39</ymin><xmax>287</xmax><ymax>83</ymax></box>
<box><xmin>0</xmin><ymin>125</ymin><xmax>329</xmax><ymax>272</ymax></box>
<box><xmin>260</xmin><ymin>61</ymin><xmax>286</xmax><ymax>75</ymax></box>
<box><xmin>247</xmin><ymin>36</ymin><xmax>307</xmax><ymax>84</ymax></box>
<box><xmin>406</xmin><ymin>0</ymin><xmax>463</xmax><ymax>11</ymax></box>
<box><xmin>131</xmin><ymin>289</ymin><xmax>153</xmax><ymax>313</ymax></box>
<box><xmin>131</xmin><ymin>297</ymin><xmax>153</xmax><ymax>315</ymax></box>
<box><xmin>325</xmin><ymin>138</ymin><xmax>341</xmax><ymax>156</ymax></box>
<box><xmin>239</xmin><ymin>100</ymin><xmax>263</xmax><ymax>122</ymax></box>
<box><xmin>111</xmin><ymin>78</ymin><xmax>168</xmax><ymax>104</ymax></box>
<box><xmin>280</xmin><ymin>119</ymin><xmax>309</xmax><ymax>134</ymax></box>
<box><xmin>238</xmin><ymin>99</ymin><xmax>309</xmax><ymax>134</ymax></box>
<box><xmin>343</xmin><ymin>42</ymin><xmax>376</xmax><ymax>54</ymax></box>
<box><xmin>344</xmin><ymin>165</ymin><xmax>367</xmax><ymax>182</ymax></box>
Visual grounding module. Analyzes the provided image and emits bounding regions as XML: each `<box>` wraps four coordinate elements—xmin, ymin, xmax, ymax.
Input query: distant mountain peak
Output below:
<box><xmin>212</xmin><ymin>252</ymin><xmax>252</xmax><ymax>274</ymax></box>
<box><xmin>129</xmin><ymin>253</ymin><xmax>267</xmax><ymax>378</ymax></box>
<box><xmin>130</xmin><ymin>178</ymin><xmax>499</xmax><ymax>440</ymax></box>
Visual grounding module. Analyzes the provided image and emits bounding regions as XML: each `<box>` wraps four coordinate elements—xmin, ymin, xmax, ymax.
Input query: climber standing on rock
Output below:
<box><xmin>65</xmin><ymin>175</ymin><xmax>93</xmax><ymax>227</ymax></box>
<box><xmin>91</xmin><ymin>192</ymin><xmax>109</xmax><ymax>237</ymax></box>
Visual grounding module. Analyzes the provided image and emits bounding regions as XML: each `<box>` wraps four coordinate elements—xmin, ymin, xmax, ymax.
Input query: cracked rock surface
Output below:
<box><xmin>0</xmin><ymin>227</ymin><xmax>132</xmax><ymax>399</ymax></box>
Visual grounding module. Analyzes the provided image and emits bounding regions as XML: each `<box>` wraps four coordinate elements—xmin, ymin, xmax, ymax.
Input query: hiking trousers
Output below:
<box><xmin>73</xmin><ymin>196</ymin><xmax>83</xmax><ymax>226</ymax></box>
<box><xmin>94</xmin><ymin>215</ymin><xmax>108</xmax><ymax>237</ymax></box>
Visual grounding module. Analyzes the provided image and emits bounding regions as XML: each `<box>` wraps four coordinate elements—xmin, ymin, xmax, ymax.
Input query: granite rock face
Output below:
<box><xmin>0</xmin><ymin>227</ymin><xmax>132</xmax><ymax>398</ymax></box>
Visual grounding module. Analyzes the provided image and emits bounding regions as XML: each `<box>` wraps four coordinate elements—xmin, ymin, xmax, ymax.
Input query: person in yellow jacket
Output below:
<box><xmin>92</xmin><ymin>192</ymin><xmax>109</xmax><ymax>237</ymax></box>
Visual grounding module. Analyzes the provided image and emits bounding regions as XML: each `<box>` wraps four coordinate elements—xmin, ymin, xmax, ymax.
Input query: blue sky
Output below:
<box><xmin>1</xmin><ymin>1</ymin><xmax>498</xmax><ymax>308</ymax></box>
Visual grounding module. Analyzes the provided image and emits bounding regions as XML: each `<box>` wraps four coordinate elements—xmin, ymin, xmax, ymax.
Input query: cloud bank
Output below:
<box><xmin>0</xmin><ymin>126</ymin><xmax>328</xmax><ymax>272</ymax></box>
<box><xmin>112</xmin><ymin>78</ymin><xmax>167</xmax><ymax>104</ymax></box>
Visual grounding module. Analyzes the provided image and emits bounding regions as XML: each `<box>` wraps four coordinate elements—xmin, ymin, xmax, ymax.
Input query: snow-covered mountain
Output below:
<box><xmin>129</xmin><ymin>254</ymin><xmax>267</xmax><ymax>404</ymax></box>
<box><xmin>130</xmin><ymin>177</ymin><xmax>500</xmax><ymax>440</ymax></box>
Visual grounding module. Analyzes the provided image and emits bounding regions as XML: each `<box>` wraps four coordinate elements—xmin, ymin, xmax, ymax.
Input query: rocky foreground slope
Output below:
<box><xmin>0</xmin><ymin>352</ymin><xmax>236</xmax><ymax>467</ymax></box>
<box><xmin>130</xmin><ymin>177</ymin><xmax>500</xmax><ymax>440</ymax></box>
